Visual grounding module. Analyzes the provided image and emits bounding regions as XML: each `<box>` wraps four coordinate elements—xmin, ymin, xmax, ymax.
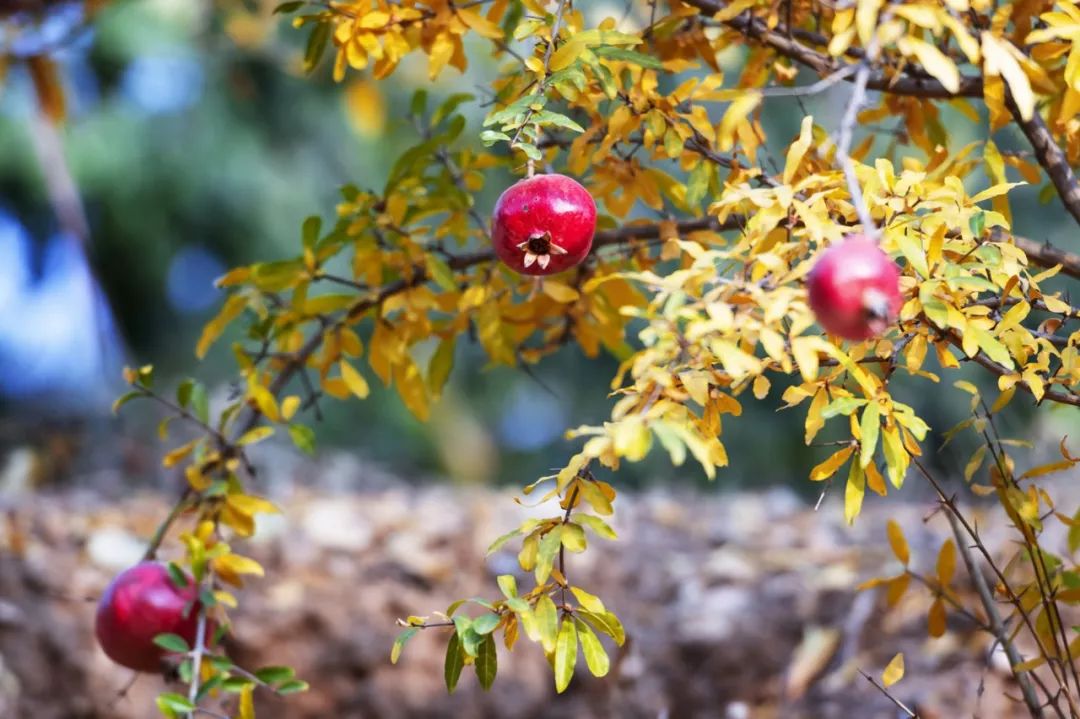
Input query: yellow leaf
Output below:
<box><xmin>550</xmin><ymin>38</ymin><xmax>585</xmax><ymax>72</ymax></box>
<box><xmin>982</xmin><ymin>33</ymin><xmax>1035</xmax><ymax>121</ymax></box>
<box><xmin>886</xmin><ymin>573</ymin><xmax>909</xmax><ymax>606</ymax></box>
<box><xmin>1020</xmin><ymin>459</ymin><xmax>1077</xmax><ymax>480</ymax></box>
<box><xmin>237</xmin><ymin>426</ymin><xmax>274</xmax><ymax>446</ymax></box>
<box><xmin>805</xmin><ymin>388</ymin><xmax>827</xmax><ymax>444</ymax></box>
<box><xmin>239</xmin><ymin>685</ymin><xmax>255</xmax><ymax>719</ymax></box>
<box><xmin>936</xmin><ymin>539</ymin><xmax>956</xmax><ymax>586</ymax></box>
<box><xmin>882</xmin><ymin>652</ymin><xmax>905</xmax><ymax>687</ymax></box>
<box><xmin>898</xmin><ymin>36</ymin><xmax>960</xmax><ymax>94</ymax></box>
<box><xmin>717</xmin><ymin>92</ymin><xmax>761</xmax><ymax>153</ymax></box>
<box><xmin>394</xmin><ymin>358</ymin><xmax>430</xmax><ymax>421</ymax></box>
<box><xmin>340</xmin><ymin>360</ymin><xmax>371</xmax><ymax>399</ymax></box>
<box><xmin>344</xmin><ymin>79</ymin><xmax>386</xmax><ymax>139</ymax></box>
<box><xmin>1013</xmin><ymin>655</ymin><xmax>1048</xmax><ymax>672</ymax></box>
<box><xmin>281</xmin><ymin>395</ymin><xmax>301</xmax><ymax>421</ymax></box>
<box><xmin>887</xmin><ymin>519</ymin><xmax>910</xmax><ymax>565</ymax></box>
<box><xmin>162</xmin><ymin>440</ymin><xmax>197</xmax><ymax>469</ymax></box>
<box><xmin>457</xmin><ymin>7</ymin><xmax>504</xmax><ymax>39</ymax></box>
<box><xmin>213</xmin><ymin>552</ymin><xmax>265</xmax><ymax>587</ymax></box>
<box><xmin>928</xmin><ymin>597</ymin><xmax>947</xmax><ymax>637</ymax></box>
<box><xmin>809</xmin><ymin>446</ymin><xmax>855</xmax><ymax>482</ymax></box>
<box><xmin>855</xmin><ymin>0</ymin><xmax>884</xmax><ymax>46</ymax></box>
<box><xmin>791</xmin><ymin>336</ymin><xmax>823</xmax><ymax>382</ymax></box>
<box><xmin>428</xmin><ymin>31</ymin><xmax>456</xmax><ymax>80</ymax></box>
<box><xmin>196</xmin><ymin>294</ymin><xmax>247</xmax><ymax>359</ymax></box>
<box><xmin>543</xmin><ymin>281</ymin><xmax>580</xmax><ymax>303</ymax></box>
<box><xmin>783</xmin><ymin>115</ymin><xmax>814</xmax><ymax>184</ymax></box>
<box><xmin>865</xmin><ymin>460</ymin><xmax>887</xmax><ymax>496</ymax></box>
<box><xmin>845</xmin><ymin>460</ymin><xmax>865</xmax><ymax>525</ymax></box>
<box><xmin>226</xmin><ymin>493</ymin><xmax>280</xmax><ymax>517</ymax></box>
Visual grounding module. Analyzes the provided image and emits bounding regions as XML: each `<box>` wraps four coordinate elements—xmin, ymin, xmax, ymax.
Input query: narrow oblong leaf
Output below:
<box><xmin>554</xmin><ymin>617</ymin><xmax>578</xmax><ymax>693</ymax></box>
<box><xmin>575</xmin><ymin>619</ymin><xmax>610</xmax><ymax>677</ymax></box>
<box><xmin>444</xmin><ymin>632</ymin><xmax>465</xmax><ymax>693</ymax></box>
<box><xmin>475</xmin><ymin>633</ymin><xmax>498</xmax><ymax>690</ymax></box>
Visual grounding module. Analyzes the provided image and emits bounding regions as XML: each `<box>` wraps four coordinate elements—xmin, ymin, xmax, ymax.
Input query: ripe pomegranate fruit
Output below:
<box><xmin>491</xmin><ymin>173</ymin><xmax>596</xmax><ymax>275</ymax></box>
<box><xmin>95</xmin><ymin>562</ymin><xmax>204</xmax><ymax>673</ymax></box>
<box><xmin>806</xmin><ymin>234</ymin><xmax>902</xmax><ymax>341</ymax></box>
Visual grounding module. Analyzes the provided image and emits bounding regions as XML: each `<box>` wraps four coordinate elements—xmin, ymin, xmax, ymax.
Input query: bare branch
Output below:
<box><xmin>857</xmin><ymin>669</ymin><xmax>919</xmax><ymax>718</ymax></box>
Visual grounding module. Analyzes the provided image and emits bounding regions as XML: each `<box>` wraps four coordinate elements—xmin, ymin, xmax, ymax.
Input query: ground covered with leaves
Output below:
<box><xmin>0</xmin><ymin>448</ymin><xmax>1054</xmax><ymax>719</ymax></box>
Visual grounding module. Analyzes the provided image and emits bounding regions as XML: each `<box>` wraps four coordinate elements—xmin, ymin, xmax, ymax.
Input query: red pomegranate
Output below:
<box><xmin>806</xmin><ymin>234</ymin><xmax>902</xmax><ymax>341</ymax></box>
<box><xmin>95</xmin><ymin>562</ymin><xmax>204</xmax><ymax>672</ymax></box>
<box><xmin>491</xmin><ymin>173</ymin><xmax>596</xmax><ymax>275</ymax></box>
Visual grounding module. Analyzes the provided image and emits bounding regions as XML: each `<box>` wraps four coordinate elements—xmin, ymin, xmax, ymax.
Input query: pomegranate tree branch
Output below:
<box><xmin>683</xmin><ymin>0</ymin><xmax>982</xmax><ymax>99</ymax></box>
<box><xmin>187</xmin><ymin>605</ymin><xmax>210</xmax><ymax>719</ymax></box>
<box><xmin>911</xmin><ymin>457</ymin><xmax>1064</xmax><ymax>719</ymax></box>
<box><xmin>1007</xmin><ymin>96</ymin><xmax>1080</xmax><ymax>229</ymax></box>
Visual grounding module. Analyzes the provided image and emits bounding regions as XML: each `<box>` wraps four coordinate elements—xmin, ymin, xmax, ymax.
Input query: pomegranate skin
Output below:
<box><xmin>95</xmin><ymin>562</ymin><xmax>203</xmax><ymax>673</ymax></box>
<box><xmin>807</xmin><ymin>235</ymin><xmax>902</xmax><ymax>341</ymax></box>
<box><xmin>491</xmin><ymin>173</ymin><xmax>597</xmax><ymax>276</ymax></box>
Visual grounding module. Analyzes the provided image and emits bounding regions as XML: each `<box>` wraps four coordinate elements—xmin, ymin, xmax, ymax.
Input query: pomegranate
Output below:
<box><xmin>95</xmin><ymin>562</ymin><xmax>205</xmax><ymax>673</ymax></box>
<box><xmin>491</xmin><ymin>173</ymin><xmax>596</xmax><ymax>275</ymax></box>
<box><xmin>806</xmin><ymin>234</ymin><xmax>902</xmax><ymax>341</ymax></box>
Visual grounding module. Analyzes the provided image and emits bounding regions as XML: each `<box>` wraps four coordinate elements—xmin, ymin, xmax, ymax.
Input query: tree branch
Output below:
<box><xmin>1006</xmin><ymin>95</ymin><xmax>1080</xmax><ymax>229</ymax></box>
<box><xmin>683</xmin><ymin>1</ymin><xmax>982</xmax><ymax>99</ymax></box>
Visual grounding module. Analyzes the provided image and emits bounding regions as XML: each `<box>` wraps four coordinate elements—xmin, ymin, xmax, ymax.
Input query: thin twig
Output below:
<box><xmin>858</xmin><ymin>669</ymin><xmax>918</xmax><ymax>717</ymax></box>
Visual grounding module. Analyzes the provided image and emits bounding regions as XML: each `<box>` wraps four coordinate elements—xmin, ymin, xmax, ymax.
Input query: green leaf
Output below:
<box><xmin>569</xmin><ymin>586</ymin><xmax>606</xmax><ymax>613</ymax></box>
<box><xmin>685</xmin><ymin>161</ymin><xmax>711</xmax><ymax>208</ymax></box>
<box><xmin>497</xmin><ymin>574</ymin><xmax>517</xmax><ymax>598</ymax></box>
<box><xmin>254</xmin><ymin>665</ymin><xmax>294</xmax><ymax>684</ymax></box>
<box><xmin>518</xmin><ymin>142</ymin><xmax>543</xmax><ymax>161</ymax></box>
<box><xmin>288</xmin><ymin>423</ymin><xmax>316</xmax><ymax>455</ymax></box>
<box><xmin>859</xmin><ymin>402</ymin><xmax>881</xmax><ymax>469</ymax></box>
<box><xmin>425</xmin><ymin>254</ymin><xmax>457</xmax><ymax>293</ymax></box>
<box><xmin>302</xmin><ymin>216</ymin><xmax>322</xmax><ymax>249</ymax></box>
<box><xmin>487</xmin><ymin>527</ymin><xmax>523</xmax><ymax>554</ymax></box>
<box><xmin>895</xmin><ymin>232</ymin><xmax>929</xmax><ymax>278</ymax></box>
<box><xmin>535</xmin><ymin>594</ymin><xmax>559</xmax><ymax>653</ymax></box>
<box><xmin>155</xmin><ymin>693</ymin><xmax>195</xmax><ymax>714</ymax></box>
<box><xmin>575</xmin><ymin>514</ymin><xmax>617</xmax><ymax>540</ymax></box>
<box><xmin>554</xmin><ymin>618</ymin><xmax>578</xmax><ymax>693</ymax></box>
<box><xmin>969</xmin><ymin>209</ymin><xmax>986</xmax><ymax>237</ymax></box>
<box><xmin>153</xmin><ymin>633</ymin><xmax>190</xmax><ymax>654</ymax></box>
<box><xmin>575</xmin><ymin>619</ymin><xmax>610</xmax><ymax>677</ymax></box>
<box><xmin>111</xmin><ymin>390</ymin><xmax>142</xmax><ymax>415</ymax></box>
<box><xmin>561</xmin><ymin>523</ymin><xmax>587</xmax><ymax>552</ymax></box>
<box><xmin>484</xmin><ymin>93</ymin><xmax>539</xmax><ymax>127</ymax></box>
<box><xmin>276</xmin><ymin>679</ymin><xmax>309</xmax><ymax>695</ymax></box>
<box><xmin>480</xmin><ymin>130</ymin><xmax>511</xmax><ymax>146</ymax></box>
<box><xmin>532</xmin><ymin>110</ymin><xmax>585</xmax><ymax>133</ymax></box>
<box><xmin>432</xmin><ymin>93</ymin><xmax>475</xmax><ymax>127</ymax></box>
<box><xmin>444</xmin><ymin>633</ymin><xmax>465</xmax><ymax>693</ymax></box>
<box><xmin>166</xmin><ymin>562</ymin><xmax>189</xmax><ymax>590</ymax></box>
<box><xmin>535</xmin><ymin>526</ymin><xmax>562</xmax><ymax>584</ymax></box>
<box><xmin>273</xmin><ymin>1</ymin><xmax>305</xmax><ymax>13</ymax></box>
<box><xmin>410</xmin><ymin>89</ymin><xmax>428</xmax><ymax>117</ymax></box>
<box><xmin>176</xmin><ymin>379</ymin><xmax>194</xmax><ymax>409</ymax></box>
<box><xmin>471</xmin><ymin>613</ymin><xmax>501</xmax><ymax>635</ymax></box>
<box><xmin>391</xmin><ymin>628</ymin><xmax>419</xmax><ymax>664</ymax></box>
<box><xmin>190</xmin><ymin>382</ymin><xmax>209</xmax><ymax>425</ymax></box>
<box><xmin>578</xmin><ymin>610</ymin><xmax>625</xmax><ymax>646</ymax></box>
<box><xmin>303</xmin><ymin>21</ymin><xmax>331</xmax><ymax>73</ymax></box>
<box><xmin>475</xmin><ymin>633</ymin><xmax>498</xmax><ymax>691</ymax></box>
<box><xmin>593</xmin><ymin>45</ymin><xmax>663</xmax><ymax>69</ymax></box>
<box><xmin>822</xmin><ymin>397</ymin><xmax>868</xmax><ymax>419</ymax></box>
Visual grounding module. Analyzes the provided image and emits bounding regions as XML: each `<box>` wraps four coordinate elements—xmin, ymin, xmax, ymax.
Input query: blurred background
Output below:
<box><xmin>1</xmin><ymin>1</ymin><xmax>1079</xmax><ymax>717</ymax></box>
